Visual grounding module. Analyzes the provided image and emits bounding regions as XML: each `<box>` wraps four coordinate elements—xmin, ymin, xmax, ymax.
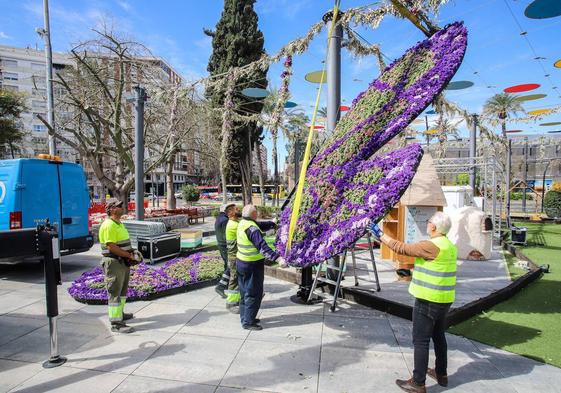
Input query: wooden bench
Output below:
<box><xmin>187</xmin><ymin>208</ymin><xmax>205</xmax><ymax>224</ymax></box>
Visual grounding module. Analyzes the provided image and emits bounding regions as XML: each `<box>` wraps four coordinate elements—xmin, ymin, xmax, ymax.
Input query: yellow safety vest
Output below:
<box><xmin>236</xmin><ymin>219</ymin><xmax>264</xmax><ymax>262</ymax></box>
<box><xmin>409</xmin><ymin>236</ymin><xmax>457</xmax><ymax>303</ymax></box>
<box><xmin>226</xmin><ymin>219</ymin><xmax>239</xmax><ymax>261</ymax></box>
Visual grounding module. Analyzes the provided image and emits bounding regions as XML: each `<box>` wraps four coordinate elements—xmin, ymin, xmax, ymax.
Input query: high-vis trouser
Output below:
<box><xmin>216</xmin><ymin>245</ymin><xmax>230</xmax><ymax>289</ymax></box>
<box><xmin>101</xmin><ymin>257</ymin><xmax>130</xmax><ymax>323</ymax></box>
<box><xmin>225</xmin><ymin>255</ymin><xmax>240</xmax><ymax>307</ymax></box>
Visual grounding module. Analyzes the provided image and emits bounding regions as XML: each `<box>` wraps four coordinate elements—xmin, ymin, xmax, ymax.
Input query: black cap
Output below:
<box><xmin>106</xmin><ymin>198</ymin><xmax>124</xmax><ymax>214</ymax></box>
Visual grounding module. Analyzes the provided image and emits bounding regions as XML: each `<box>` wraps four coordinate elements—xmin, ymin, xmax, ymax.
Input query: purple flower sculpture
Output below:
<box><xmin>276</xmin><ymin>22</ymin><xmax>468</xmax><ymax>266</ymax></box>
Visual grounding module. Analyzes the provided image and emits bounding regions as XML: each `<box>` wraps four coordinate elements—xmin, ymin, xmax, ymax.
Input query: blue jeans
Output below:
<box><xmin>237</xmin><ymin>259</ymin><xmax>264</xmax><ymax>327</ymax></box>
<box><xmin>412</xmin><ymin>298</ymin><xmax>452</xmax><ymax>384</ymax></box>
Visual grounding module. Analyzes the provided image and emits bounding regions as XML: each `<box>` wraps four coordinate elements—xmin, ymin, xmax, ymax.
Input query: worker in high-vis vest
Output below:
<box><xmin>370</xmin><ymin>211</ymin><xmax>457</xmax><ymax>393</ymax></box>
<box><xmin>224</xmin><ymin>203</ymin><xmax>242</xmax><ymax>312</ymax></box>
<box><xmin>214</xmin><ymin>204</ymin><xmax>231</xmax><ymax>298</ymax></box>
<box><xmin>236</xmin><ymin>204</ymin><xmax>286</xmax><ymax>330</ymax></box>
<box><xmin>98</xmin><ymin>199</ymin><xmax>139</xmax><ymax>334</ymax></box>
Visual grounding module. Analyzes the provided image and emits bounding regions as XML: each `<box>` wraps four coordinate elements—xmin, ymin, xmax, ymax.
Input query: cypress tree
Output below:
<box><xmin>205</xmin><ymin>0</ymin><xmax>268</xmax><ymax>203</ymax></box>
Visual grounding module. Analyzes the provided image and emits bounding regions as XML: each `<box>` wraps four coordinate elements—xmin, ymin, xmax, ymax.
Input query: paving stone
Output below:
<box><xmin>246</xmin><ymin>313</ymin><xmax>323</xmax><ymax>347</ymax></box>
<box><xmin>0</xmin><ymin>359</ymin><xmax>43</xmax><ymax>393</ymax></box>
<box><xmin>177</xmin><ymin>308</ymin><xmax>250</xmax><ymax>339</ymax></box>
<box><xmin>0</xmin><ymin>316</ymin><xmax>46</xmax><ymax>346</ymax></box>
<box><xmin>112</xmin><ymin>375</ymin><xmax>216</xmax><ymax>393</ymax></box>
<box><xmin>8</xmin><ymin>365</ymin><xmax>126</xmax><ymax>393</ymax></box>
<box><xmin>133</xmin><ymin>334</ymin><xmax>244</xmax><ymax>385</ymax></box>
<box><xmin>221</xmin><ymin>340</ymin><xmax>320</xmax><ymax>392</ymax></box>
<box><xmin>131</xmin><ymin>302</ymin><xmax>200</xmax><ymax>333</ymax></box>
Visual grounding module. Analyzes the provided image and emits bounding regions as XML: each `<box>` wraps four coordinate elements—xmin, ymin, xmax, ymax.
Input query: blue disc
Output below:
<box><xmin>426</xmin><ymin>110</ymin><xmax>437</xmax><ymax>114</ymax></box>
<box><xmin>241</xmin><ymin>88</ymin><xmax>269</xmax><ymax>98</ymax></box>
<box><xmin>284</xmin><ymin>101</ymin><xmax>297</xmax><ymax>108</ymax></box>
<box><xmin>525</xmin><ymin>0</ymin><xmax>561</xmax><ymax>19</ymax></box>
<box><xmin>445</xmin><ymin>81</ymin><xmax>474</xmax><ymax>90</ymax></box>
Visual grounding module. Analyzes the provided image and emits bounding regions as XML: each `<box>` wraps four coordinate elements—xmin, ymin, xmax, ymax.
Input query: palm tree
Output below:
<box><xmin>482</xmin><ymin>93</ymin><xmax>524</xmax><ymax>139</ymax></box>
<box><xmin>434</xmin><ymin>116</ymin><xmax>461</xmax><ymax>158</ymax></box>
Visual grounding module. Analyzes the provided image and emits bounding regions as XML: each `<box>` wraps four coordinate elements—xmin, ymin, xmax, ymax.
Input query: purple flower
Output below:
<box><xmin>276</xmin><ymin>23</ymin><xmax>468</xmax><ymax>267</ymax></box>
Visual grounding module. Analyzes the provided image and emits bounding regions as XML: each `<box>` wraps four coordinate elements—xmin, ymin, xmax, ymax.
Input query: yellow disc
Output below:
<box><xmin>424</xmin><ymin>129</ymin><xmax>439</xmax><ymax>135</ymax></box>
<box><xmin>305</xmin><ymin>70</ymin><xmax>327</xmax><ymax>84</ymax></box>
<box><xmin>554</xmin><ymin>59</ymin><xmax>561</xmax><ymax>68</ymax></box>
<box><xmin>528</xmin><ymin>109</ymin><xmax>552</xmax><ymax>116</ymax></box>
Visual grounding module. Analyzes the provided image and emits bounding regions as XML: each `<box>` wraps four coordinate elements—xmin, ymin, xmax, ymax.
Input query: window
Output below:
<box><xmin>2</xmin><ymin>85</ymin><xmax>18</xmax><ymax>92</ymax></box>
<box><xmin>3</xmin><ymin>72</ymin><xmax>18</xmax><ymax>81</ymax></box>
<box><xmin>32</xmin><ymin>88</ymin><xmax>46</xmax><ymax>97</ymax></box>
<box><xmin>33</xmin><ymin>124</ymin><xmax>47</xmax><ymax>132</ymax></box>
<box><xmin>32</xmin><ymin>76</ymin><xmax>46</xmax><ymax>85</ymax></box>
<box><xmin>2</xmin><ymin>59</ymin><xmax>17</xmax><ymax>68</ymax></box>
<box><xmin>32</xmin><ymin>100</ymin><xmax>46</xmax><ymax>110</ymax></box>
<box><xmin>31</xmin><ymin>62</ymin><xmax>44</xmax><ymax>70</ymax></box>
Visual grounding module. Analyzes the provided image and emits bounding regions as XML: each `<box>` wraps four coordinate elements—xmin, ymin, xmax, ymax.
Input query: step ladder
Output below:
<box><xmin>308</xmin><ymin>231</ymin><xmax>381</xmax><ymax>312</ymax></box>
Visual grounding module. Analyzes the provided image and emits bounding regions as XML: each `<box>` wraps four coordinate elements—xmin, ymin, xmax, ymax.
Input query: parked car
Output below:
<box><xmin>174</xmin><ymin>192</ymin><xmax>183</xmax><ymax>199</ymax></box>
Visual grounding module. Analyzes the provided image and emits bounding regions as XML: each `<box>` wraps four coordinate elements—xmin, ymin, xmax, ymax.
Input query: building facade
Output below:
<box><xmin>0</xmin><ymin>44</ymin><xmax>200</xmax><ymax>200</ymax></box>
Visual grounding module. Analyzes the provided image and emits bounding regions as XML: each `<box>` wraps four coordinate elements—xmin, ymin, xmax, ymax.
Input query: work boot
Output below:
<box><xmin>123</xmin><ymin>312</ymin><xmax>134</xmax><ymax>321</ymax></box>
<box><xmin>395</xmin><ymin>378</ymin><xmax>426</xmax><ymax>393</ymax></box>
<box><xmin>427</xmin><ymin>368</ymin><xmax>448</xmax><ymax>387</ymax></box>
<box><xmin>228</xmin><ymin>306</ymin><xmax>240</xmax><ymax>314</ymax></box>
<box><xmin>243</xmin><ymin>323</ymin><xmax>263</xmax><ymax>331</ymax></box>
<box><xmin>215</xmin><ymin>286</ymin><xmax>227</xmax><ymax>299</ymax></box>
<box><xmin>111</xmin><ymin>322</ymin><xmax>135</xmax><ymax>334</ymax></box>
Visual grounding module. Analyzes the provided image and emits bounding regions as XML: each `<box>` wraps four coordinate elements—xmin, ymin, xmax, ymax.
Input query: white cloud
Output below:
<box><xmin>0</xmin><ymin>32</ymin><xmax>11</xmax><ymax>40</ymax></box>
<box><xmin>256</xmin><ymin>0</ymin><xmax>313</xmax><ymax>20</ymax></box>
<box><xmin>117</xmin><ymin>0</ymin><xmax>131</xmax><ymax>12</ymax></box>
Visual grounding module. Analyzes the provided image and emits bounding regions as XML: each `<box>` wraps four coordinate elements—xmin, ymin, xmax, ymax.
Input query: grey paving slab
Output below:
<box><xmin>131</xmin><ymin>302</ymin><xmax>200</xmax><ymax>333</ymax></box>
<box><xmin>67</xmin><ymin>329</ymin><xmax>174</xmax><ymax>374</ymax></box>
<box><xmin>7</xmin><ymin>297</ymin><xmax>86</xmax><ymax>320</ymax></box>
<box><xmin>221</xmin><ymin>339</ymin><xmax>320</xmax><ymax>393</ymax></box>
<box><xmin>318</xmin><ymin>346</ymin><xmax>406</xmax><ymax>393</ymax></box>
<box><xmin>322</xmin><ymin>314</ymin><xmax>401</xmax><ymax>353</ymax></box>
<box><xmin>7</xmin><ymin>365</ymin><xmax>127</xmax><ymax>393</ymax></box>
<box><xmin>112</xmin><ymin>375</ymin><xmax>216</xmax><ymax>393</ymax></box>
<box><xmin>216</xmin><ymin>387</ymin><xmax>279</xmax><ymax>393</ymax></box>
<box><xmin>0</xmin><ymin>319</ymin><xmax>108</xmax><ymax>363</ymax></box>
<box><xmin>61</xmin><ymin>301</ymin><xmax>150</xmax><ymax>325</ymax></box>
<box><xmin>0</xmin><ymin>292</ymin><xmax>43</xmax><ymax>315</ymax></box>
<box><xmin>0</xmin><ymin>359</ymin><xmax>43</xmax><ymax>393</ymax></box>
<box><xmin>133</xmin><ymin>334</ymin><xmax>244</xmax><ymax>385</ymax></box>
<box><xmin>0</xmin><ymin>315</ymin><xmax>47</xmax><ymax>346</ymax></box>
<box><xmin>177</xmin><ymin>308</ymin><xmax>250</xmax><ymax>340</ymax></box>
<box><xmin>247</xmin><ymin>313</ymin><xmax>324</xmax><ymax>347</ymax></box>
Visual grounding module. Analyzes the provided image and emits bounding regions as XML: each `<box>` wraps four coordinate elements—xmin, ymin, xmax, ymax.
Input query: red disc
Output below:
<box><xmin>314</xmin><ymin>125</ymin><xmax>325</xmax><ymax>129</ymax></box>
<box><xmin>504</xmin><ymin>84</ymin><xmax>540</xmax><ymax>93</ymax></box>
<box><xmin>506</xmin><ymin>129</ymin><xmax>523</xmax><ymax>133</ymax></box>
<box><xmin>340</xmin><ymin>105</ymin><xmax>350</xmax><ymax>111</ymax></box>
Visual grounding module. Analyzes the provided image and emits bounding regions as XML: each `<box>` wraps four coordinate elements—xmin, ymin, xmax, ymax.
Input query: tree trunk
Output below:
<box><xmin>9</xmin><ymin>142</ymin><xmax>15</xmax><ymax>159</ymax></box>
<box><xmin>220</xmin><ymin>165</ymin><xmax>228</xmax><ymax>204</ymax></box>
<box><xmin>272</xmin><ymin>131</ymin><xmax>279</xmax><ymax>207</ymax></box>
<box><xmin>255</xmin><ymin>140</ymin><xmax>266</xmax><ymax>206</ymax></box>
<box><xmin>240</xmin><ymin>158</ymin><xmax>253</xmax><ymax>205</ymax></box>
<box><xmin>166</xmin><ymin>159</ymin><xmax>176</xmax><ymax>210</ymax></box>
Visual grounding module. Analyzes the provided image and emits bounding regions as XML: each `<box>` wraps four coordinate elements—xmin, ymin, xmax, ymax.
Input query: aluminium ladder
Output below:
<box><xmin>308</xmin><ymin>231</ymin><xmax>381</xmax><ymax>312</ymax></box>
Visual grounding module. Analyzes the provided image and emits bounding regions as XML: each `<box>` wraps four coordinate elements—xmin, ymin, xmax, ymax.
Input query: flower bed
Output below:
<box><xmin>68</xmin><ymin>251</ymin><xmax>223</xmax><ymax>304</ymax></box>
<box><xmin>276</xmin><ymin>23</ymin><xmax>468</xmax><ymax>266</ymax></box>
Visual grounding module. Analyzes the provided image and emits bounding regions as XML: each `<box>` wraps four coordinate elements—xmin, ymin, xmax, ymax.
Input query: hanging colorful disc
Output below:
<box><xmin>340</xmin><ymin>105</ymin><xmax>350</xmax><ymax>111</ymax></box>
<box><xmin>506</xmin><ymin>130</ymin><xmax>523</xmax><ymax>133</ymax></box>
<box><xmin>554</xmin><ymin>59</ymin><xmax>561</xmax><ymax>68</ymax></box>
<box><xmin>425</xmin><ymin>129</ymin><xmax>439</xmax><ymax>134</ymax></box>
<box><xmin>305</xmin><ymin>70</ymin><xmax>327</xmax><ymax>84</ymax></box>
<box><xmin>426</xmin><ymin>110</ymin><xmax>437</xmax><ymax>114</ymax></box>
<box><xmin>540</xmin><ymin>122</ymin><xmax>561</xmax><ymax>126</ymax></box>
<box><xmin>241</xmin><ymin>88</ymin><xmax>269</xmax><ymax>98</ymax></box>
<box><xmin>504</xmin><ymin>83</ymin><xmax>540</xmax><ymax>93</ymax></box>
<box><xmin>528</xmin><ymin>109</ymin><xmax>553</xmax><ymax>116</ymax></box>
<box><xmin>525</xmin><ymin>0</ymin><xmax>561</xmax><ymax>19</ymax></box>
<box><xmin>548</xmin><ymin>130</ymin><xmax>561</xmax><ymax>133</ymax></box>
<box><xmin>445</xmin><ymin>81</ymin><xmax>474</xmax><ymax>90</ymax></box>
<box><xmin>313</xmin><ymin>125</ymin><xmax>325</xmax><ymax>129</ymax></box>
<box><xmin>515</xmin><ymin>93</ymin><xmax>547</xmax><ymax>102</ymax></box>
<box><xmin>284</xmin><ymin>101</ymin><xmax>297</xmax><ymax>108</ymax></box>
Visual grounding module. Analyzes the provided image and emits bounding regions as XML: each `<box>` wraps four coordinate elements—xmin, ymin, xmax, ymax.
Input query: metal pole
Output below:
<box><xmin>522</xmin><ymin>137</ymin><xmax>528</xmax><ymax>214</ymax></box>
<box><xmin>469</xmin><ymin>114</ymin><xmax>477</xmax><ymax>197</ymax></box>
<box><xmin>324</xmin><ymin>10</ymin><xmax>342</xmax><ymax>134</ymax></box>
<box><xmin>542</xmin><ymin>161</ymin><xmax>550</xmax><ymax>213</ymax></box>
<box><xmin>492</xmin><ymin>159</ymin><xmax>497</xmax><ymax>241</ymax></box>
<box><xmin>43</xmin><ymin>0</ymin><xmax>56</xmax><ymax>155</ymax></box>
<box><xmin>505</xmin><ymin>139</ymin><xmax>512</xmax><ymax>228</ymax></box>
<box><xmin>134</xmin><ymin>86</ymin><xmax>146</xmax><ymax>220</ymax></box>
<box><xmin>425</xmin><ymin>115</ymin><xmax>429</xmax><ymax>147</ymax></box>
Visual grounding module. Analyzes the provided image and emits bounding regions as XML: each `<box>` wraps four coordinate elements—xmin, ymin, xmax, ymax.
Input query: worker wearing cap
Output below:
<box><xmin>214</xmin><ymin>204</ymin><xmax>231</xmax><ymax>298</ymax></box>
<box><xmin>236</xmin><ymin>204</ymin><xmax>286</xmax><ymax>330</ymax></box>
<box><xmin>98</xmin><ymin>199</ymin><xmax>135</xmax><ymax>333</ymax></box>
<box><xmin>224</xmin><ymin>203</ymin><xmax>242</xmax><ymax>312</ymax></box>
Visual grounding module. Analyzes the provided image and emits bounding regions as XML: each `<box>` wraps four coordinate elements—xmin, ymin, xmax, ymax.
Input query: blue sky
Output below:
<box><xmin>1</xmin><ymin>0</ymin><xmax>560</xmax><ymax>173</ymax></box>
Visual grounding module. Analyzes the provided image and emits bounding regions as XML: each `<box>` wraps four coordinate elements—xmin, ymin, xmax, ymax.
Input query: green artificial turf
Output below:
<box><xmin>450</xmin><ymin>222</ymin><xmax>561</xmax><ymax>367</ymax></box>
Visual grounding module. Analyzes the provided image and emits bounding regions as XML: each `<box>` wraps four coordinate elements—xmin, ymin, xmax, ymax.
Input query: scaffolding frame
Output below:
<box><xmin>432</xmin><ymin>156</ymin><xmax>504</xmax><ymax>241</ymax></box>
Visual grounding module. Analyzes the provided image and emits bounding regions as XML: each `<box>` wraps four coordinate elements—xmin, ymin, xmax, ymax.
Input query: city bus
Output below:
<box><xmin>226</xmin><ymin>184</ymin><xmax>286</xmax><ymax>200</ymax></box>
<box><xmin>197</xmin><ymin>185</ymin><xmax>221</xmax><ymax>199</ymax></box>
